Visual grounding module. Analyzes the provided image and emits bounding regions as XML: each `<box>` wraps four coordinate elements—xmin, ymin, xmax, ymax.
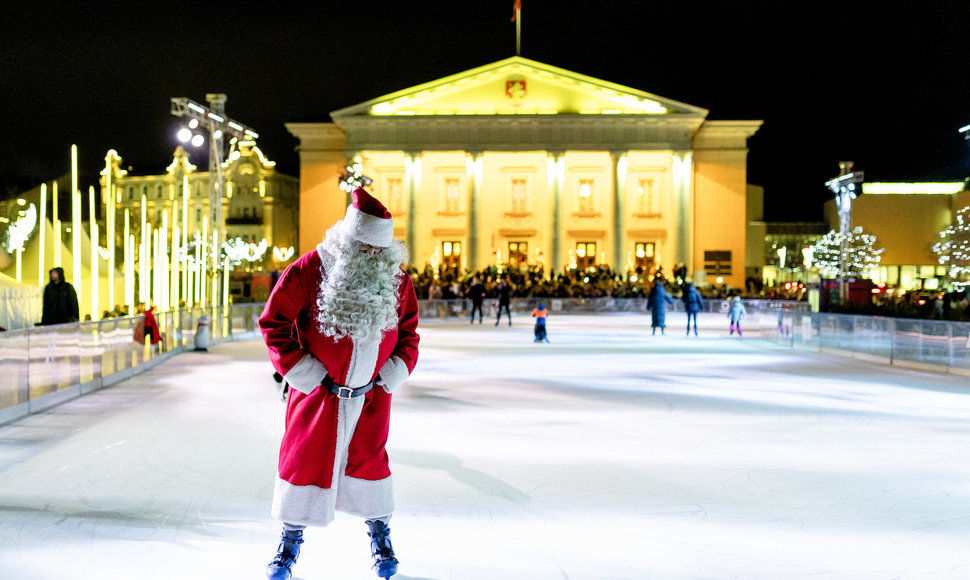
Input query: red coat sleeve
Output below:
<box><xmin>377</xmin><ymin>272</ymin><xmax>420</xmax><ymax>393</ymax></box>
<box><xmin>258</xmin><ymin>254</ymin><xmax>328</xmax><ymax>394</ymax></box>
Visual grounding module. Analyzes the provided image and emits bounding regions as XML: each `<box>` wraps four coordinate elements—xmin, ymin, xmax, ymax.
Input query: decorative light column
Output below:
<box><xmin>672</xmin><ymin>151</ymin><xmax>693</xmax><ymax>274</ymax></box>
<box><xmin>405</xmin><ymin>152</ymin><xmax>421</xmax><ymax>264</ymax></box>
<box><xmin>465</xmin><ymin>152</ymin><xmax>483</xmax><ymax>271</ymax></box>
<box><xmin>611</xmin><ymin>151</ymin><xmax>628</xmax><ymax>273</ymax></box>
<box><xmin>548</xmin><ymin>152</ymin><xmax>565</xmax><ymax>277</ymax></box>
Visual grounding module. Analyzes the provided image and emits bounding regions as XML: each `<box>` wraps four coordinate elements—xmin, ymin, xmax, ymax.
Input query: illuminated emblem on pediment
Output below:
<box><xmin>506</xmin><ymin>80</ymin><xmax>526</xmax><ymax>105</ymax></box>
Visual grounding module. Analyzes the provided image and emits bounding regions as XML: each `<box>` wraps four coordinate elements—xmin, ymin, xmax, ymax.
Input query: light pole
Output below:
<box><xmin>170</xmin><ymin>94</ymin><xmax>259</xmax><ymax>308</ymax></box>
<box><xmin>824</xmin><ymin>161</ymin><xmax>864</xmax><ymax>304</ymax></box>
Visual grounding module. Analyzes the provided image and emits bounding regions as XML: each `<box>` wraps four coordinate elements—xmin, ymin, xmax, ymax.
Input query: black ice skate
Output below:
<box><xmin>266</xmin><ymin>529</ymin><xmax>303</xmax><ymax>580</ymax></box>
<box><xmin>366</xmin><ymin>519</ymin><xmax>399</xmax><ymax>578</ymax></box>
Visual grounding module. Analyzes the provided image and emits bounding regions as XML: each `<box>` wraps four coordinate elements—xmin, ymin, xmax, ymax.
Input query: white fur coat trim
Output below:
<box><xmin>343</xmin><ymin>205</ymin><xmax>394</xmax><ymax>247</ymax></box>
<box><xmin>284</xmin><ymin>353</ymin><xmax>328</xmax><ymax>394</ymax></box>
<box><xmin>379</xmin><ymin>355</ymin><xmax>409</xmax><ymax>393</ymax></box>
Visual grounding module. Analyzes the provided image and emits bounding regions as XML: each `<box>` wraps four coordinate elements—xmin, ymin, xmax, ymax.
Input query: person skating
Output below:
<box><xmin>495</xmin><ymin>276</ymin><xmax>512</xmax><ymax>326</ymax></box>
<box><xmin>465</xmin><ymin>276</ymin><xmax>486</xmax><ymax>323</ymax></box>
<box><xmin>259</xmin><ymin>188</ymin><xmax>419</xmax><ymax>579</ymax></box>
<box><xmin>682</xmin><ymin>282</ymin><xmax>704</xmax><ymax>336</ymax></box>
<box><xmin>646</xmin><ymin>275</ymin><xmax>674</xmax><ymax>335</ymax></box>
<box><xmin>531</xmin><ymin>303</ymin><xmax>549</xmax><ymax>342</ymax></box>
<box><xmin>728</xmin><ymin>295</ymin><xmax>747</xmax><ymax>336</ymax></box>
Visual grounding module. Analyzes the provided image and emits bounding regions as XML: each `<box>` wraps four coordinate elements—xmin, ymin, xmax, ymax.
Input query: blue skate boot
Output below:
<box><xmin>266</xmin><ymin>529</ymin><xmax>303</xmax><ymax>580</ymax></box>
<box><xmin>365</xmin><ymin>519</ymin><xmax>399</xmax><ymax>578</ymax></box>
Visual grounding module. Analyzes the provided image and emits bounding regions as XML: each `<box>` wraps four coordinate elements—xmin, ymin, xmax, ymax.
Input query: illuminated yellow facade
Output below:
<box><xmin>288</xmin><ymin>57</ymin><xmax>761</xmax><ymax>286</ymax></box>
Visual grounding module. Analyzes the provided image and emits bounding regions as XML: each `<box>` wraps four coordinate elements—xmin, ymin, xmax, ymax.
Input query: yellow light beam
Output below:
<box><xmin>39</xmin><ymin>183</ymin><xmax>46</xmax><ymax>287</ymax></box>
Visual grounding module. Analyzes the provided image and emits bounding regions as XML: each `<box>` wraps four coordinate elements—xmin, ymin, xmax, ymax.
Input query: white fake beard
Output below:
<box><xmin>316</xmin><ymin>224</ymin><xmax>408</xmax><ymax>342</ymax></box>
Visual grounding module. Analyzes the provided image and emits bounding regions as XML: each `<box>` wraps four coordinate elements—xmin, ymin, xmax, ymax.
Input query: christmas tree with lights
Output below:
<box><xmin>933</xmin><ymin>205</ymin><xmax>970</xmax><ymax>289</ymax></box>
<box><xmin>810</xmin><ymin>226</ymin><xmax>885</xmax><ymax>278</ymax></box>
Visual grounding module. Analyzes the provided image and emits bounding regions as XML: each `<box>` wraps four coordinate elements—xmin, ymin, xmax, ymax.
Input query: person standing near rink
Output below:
<box><xmin>728</xmin><ymin>295</ymin><xmax>747</xmax><ymax>336</ymax></box>
<box><xmin>258</xmin><ymin>187</ymin><xmax>419</xmax><ymax>580</ymax></box>
<box><xmin>682</xmin><ymin>282</ymin><xmax>704</xmax><ymax>336</ymax></box>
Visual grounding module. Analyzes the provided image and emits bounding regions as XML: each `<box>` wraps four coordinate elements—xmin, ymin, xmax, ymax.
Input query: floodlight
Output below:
<box><xmin>191</xmin><ymin>134</ymin><xmax>205</xmax><ymax>147</ymax></box>
<box><xmin>177</xmin><ymin>128</ymin><xmax>192</xmax><ymax>143</ymax></box>
<box><xmin>188</xmin><ymin>119</ymin><xmax>199</xmax><ymax>129</ymax></box>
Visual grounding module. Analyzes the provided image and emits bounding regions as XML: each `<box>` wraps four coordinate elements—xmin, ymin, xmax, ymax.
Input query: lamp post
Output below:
<box><xmin>824</xmin><ymin>161</ymin><xmax>864</xmax><ymax>303</ymax></box>
<box><xmin>170</xmin><ymin>94</ymin><xmax>259</xmax><ymax>308</ymax></box>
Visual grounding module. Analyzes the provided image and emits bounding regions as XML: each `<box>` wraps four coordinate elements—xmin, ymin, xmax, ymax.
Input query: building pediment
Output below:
<box><xmin>331</xmin><ymin>56</ymin><xmax>708</xmax><ymax>119</ymax></box>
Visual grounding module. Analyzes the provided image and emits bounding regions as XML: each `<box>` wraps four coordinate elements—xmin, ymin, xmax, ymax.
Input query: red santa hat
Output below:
<box><xmin>342</xmin><ymin>187</ymin><xmax>394</xmax><ymax>247</ymax></box>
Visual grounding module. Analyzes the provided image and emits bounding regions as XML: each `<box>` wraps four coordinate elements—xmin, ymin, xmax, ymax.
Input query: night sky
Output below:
<box><xmin>2</xmin><ymin>3</ymin><xmax>969</xmax><ymax>222</ymax></box>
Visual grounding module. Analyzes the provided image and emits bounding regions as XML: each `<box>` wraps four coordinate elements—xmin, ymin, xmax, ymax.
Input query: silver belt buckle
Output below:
<box><xmin>337</xmin><ymin>386</ymin><xmax>355</xmax><ymax>399</ymax></box>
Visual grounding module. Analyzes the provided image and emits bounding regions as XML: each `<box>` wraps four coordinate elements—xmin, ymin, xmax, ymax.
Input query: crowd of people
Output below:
<box><xmin>414</xmin><ymin>264</ymin><xmax>777</xmax><ymax>304</ymax></box>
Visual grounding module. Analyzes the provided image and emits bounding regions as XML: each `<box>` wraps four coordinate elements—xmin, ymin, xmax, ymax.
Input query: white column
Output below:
<box><xmin>672</xmin><ymin>151</ymin><xmax>693</xmax><ymax>272</ymax></box>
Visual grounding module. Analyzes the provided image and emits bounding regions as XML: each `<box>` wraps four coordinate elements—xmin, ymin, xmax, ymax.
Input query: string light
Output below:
<box><xmin>810</xmin><ymin>226</ymin><xmax>885</xmax><ymax>277</ymax></box>
<box><xmin>933</xmin><ymin>205</ymin><xmax>970</xmax><ymax>288</ymax></box>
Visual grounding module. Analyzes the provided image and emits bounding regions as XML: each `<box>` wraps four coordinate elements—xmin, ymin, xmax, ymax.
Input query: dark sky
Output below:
<box><xmin>2</xmin><ymin>3</ymin><xmax>969</xmax><ymax>222</ymax></box>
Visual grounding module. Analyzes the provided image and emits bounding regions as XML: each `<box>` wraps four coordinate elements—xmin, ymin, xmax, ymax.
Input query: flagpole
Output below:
<box><xmin>515</xmin><ymin>1</ymin><xmax>521</xmax><ymax>55</ymax></box>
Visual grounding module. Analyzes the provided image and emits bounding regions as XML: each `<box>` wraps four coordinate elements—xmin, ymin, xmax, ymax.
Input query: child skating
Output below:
<box><xmin>728</xmin><ymin>295</ymin><xmax>747</xmax><ymax>336</ymax></box>
<box><xmin>531</xmin><ymin>304</ymin><xmax>550</xmax><ymax>342</ymax></box>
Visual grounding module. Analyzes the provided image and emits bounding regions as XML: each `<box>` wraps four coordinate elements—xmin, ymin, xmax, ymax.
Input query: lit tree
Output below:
<box><xmin>809</xmin><ymin>226</ymin><xmax>885</xmax><ymax>277</ymax></box>
<box><xmin>933</xmin><ymin>205</ymin><xmax>970</xmax><ymax>288</ymax></box>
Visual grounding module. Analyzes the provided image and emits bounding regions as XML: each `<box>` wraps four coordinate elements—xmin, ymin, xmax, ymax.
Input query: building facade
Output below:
<box><xmin>105</xmin><ymin>141</ymin><xmax>299</xmax><ymax>276</ymax></box>
<box><xmin>287</xmin><ymin>57</ymin><xmax>761</xmax><ymax>287</ymax></box>
<box><xmin>823</xmin><ymin>181</ymin><xmax>970</xmax><ymax>290</ymax></box>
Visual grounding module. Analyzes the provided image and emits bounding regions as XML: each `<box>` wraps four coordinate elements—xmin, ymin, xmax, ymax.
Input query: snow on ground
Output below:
<box><xmin>1</xmin><ymin>313</ymin><xmax>969</xmax><ymax>579</ymax></box>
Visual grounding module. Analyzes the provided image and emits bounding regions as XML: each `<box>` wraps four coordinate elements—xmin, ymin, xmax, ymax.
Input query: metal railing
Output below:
<box><xmin>768</xmin><ymin>310</ymin><xmax>970</xmax><ymax>375</ymax></box>
<box><xmin>0</xmin><ymin>303</ymin><xmax>266</xmax><ymax>425</ymax></box>
<box><xmin>417</xmin><ymin>296</ymin><xmax>810</xmax><ymax>319</ymax></box>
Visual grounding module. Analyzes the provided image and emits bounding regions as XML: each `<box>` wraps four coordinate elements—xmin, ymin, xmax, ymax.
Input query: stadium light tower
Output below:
<box><xmin>170</xmin><ymin>94</ymin><xmax>259</xmax><ymax>308</ymax></box>
<box><xmin>824</xmin><ymin>161</ymin><xmax>864</xmax><ymax>302</ymax></box>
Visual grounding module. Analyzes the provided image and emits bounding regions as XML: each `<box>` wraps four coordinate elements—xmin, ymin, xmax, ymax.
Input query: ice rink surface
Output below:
<box><xmin>1</xmin><ymin>313</ymin><xmax>969</xmax><ymax>579</ymax></box>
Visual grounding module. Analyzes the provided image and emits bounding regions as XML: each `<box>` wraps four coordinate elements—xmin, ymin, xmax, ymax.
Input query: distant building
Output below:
<box><xmin>106</xmin><ymin>141</ymin><xmax>299</xmax><ymax>278</ymax></box>
<box><xmin>823</xmin><ymin>181</ymin><xmax>970</xmax><ymax>289</ymax></box>
<box><xmin>287</xmin><ymin>56</ymin><xmax>761</xmax><ymax>288</ymax></box>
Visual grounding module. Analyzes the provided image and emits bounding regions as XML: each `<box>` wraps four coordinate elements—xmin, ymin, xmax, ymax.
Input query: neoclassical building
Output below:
<box><xmin>287</xmin><ymin>57</ymin><xmax>761</xmax><ymax>287</ymax></box>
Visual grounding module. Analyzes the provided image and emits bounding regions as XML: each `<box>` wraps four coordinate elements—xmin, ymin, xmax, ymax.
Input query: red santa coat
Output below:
<box><xmin>258</xmin><ymin>244</ymin><xmax>419</xmax><ymax>526</ymax></box>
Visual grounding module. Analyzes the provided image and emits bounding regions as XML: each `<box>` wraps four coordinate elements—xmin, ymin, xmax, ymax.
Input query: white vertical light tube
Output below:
<box><xmin>172</xmin><ymin>225</ymin><xmax>180</xmax><ymax>309</ymax></box>
<box><xmin>160</xmin><ymin>211</ymin><xmax>168</xmax><ymax>311</ymax></box>
<box><xmin>182</xmin><ymin>175</ymin><xmax>189</xmax><ymax>301</ymax></box>
<box><xmin>124</xmin><ymin>209</ymin><xmax>130</xmax><ymax>308</ymax></box>
<box><xmin>72</xmin><ymin>145</ymin><xmax>82</xmax><ymax>312</ymax></box>
<box><xmin>39</xmin><ymin>183</ymin><xmax>46</xmax><ymax>286</ymax></box>
<box><xmin>201</xmin><ymin>216</ymin><xmax>208</xmax><ymax>307</ymax></box>
<box><xmin>89</xmin><ymin>186</ymin><xmax>99</xmax><ymax>320</ymax></box>
<box><xmin>140</xmin><ymin>195</ymin><xmax>148</xmax><ymax>303</ymax></box>
<box><xmin>53</xmin><ymin>181</ymin><xmax>62</xmax><ymax>268</ymax></box>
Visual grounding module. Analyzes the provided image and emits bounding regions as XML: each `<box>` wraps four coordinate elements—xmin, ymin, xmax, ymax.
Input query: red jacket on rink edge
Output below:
<box><xmin>258</xmin><ymin>246</ymin><xmax>419</xmax><ymax>522</ymax></box>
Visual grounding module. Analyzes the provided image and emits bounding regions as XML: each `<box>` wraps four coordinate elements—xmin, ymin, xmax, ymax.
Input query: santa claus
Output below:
<box><xmin>258</xmin><ymin>187</ymin><xmax>419</xmax><ymax>579</ymax></box>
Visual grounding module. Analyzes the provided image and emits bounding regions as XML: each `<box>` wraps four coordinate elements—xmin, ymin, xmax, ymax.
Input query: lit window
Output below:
<box><xmin>444</xmin><ymin>178</ymin><xmax>460</xmax><ymax>212</ymax></box>
<box><xmin>511</xmin><ymin>178</ymin><xmax>527</xmax><ymax>212</ymax></box>
<box><xmin>637</xmin><ymin>178</ymin><xmax>658</xmax><ymax>214</ymax></box>
<box><xmin>576</xmin><ymin>242</ymin><xmax>596</xmax><ymax>269</ymax></box>
<box><xmin>579</xmin><ymin>179</ymin><xmax>594</xmax><ymax>213</ymax></box>
<box><xmin>508</xmin><ymin>241</ymin><xmax>528</xmax><ymax>269</ymax></box>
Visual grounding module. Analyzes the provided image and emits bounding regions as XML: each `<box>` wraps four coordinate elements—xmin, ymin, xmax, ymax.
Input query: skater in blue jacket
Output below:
<box><xmin>647</xmin><ymin>276</ymin><xmax>675</xmax><ymax>335</ymax></box>
<box><xmin>682</xmin><ymin>283</ymin><xmax>704</xmax><ymax>336</ymax></box>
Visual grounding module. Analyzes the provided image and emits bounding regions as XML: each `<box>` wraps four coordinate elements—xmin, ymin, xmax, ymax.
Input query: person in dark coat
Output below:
<box><xmin>646</xmin><ymin>276</ymin><xmax>675</xmax><ymax>335</ymax></box>
<box><xmin>682</xmin><ymin>282</ymin><xmax>704</xmax><ymax>336</ymax></box>
<box><xmin>41</xmin><ymin>267</ymin><xmax>79</xmax><ymax>326</ymax></box>
<box><xmin>494</xmin><ymin>276</ymin><xmax>512</xmax><ymax>327</ymax></box>
<box><xmin>465</xmin><ymin>276</ymin><xmax>486</xmax><ymax>324</ymax></box>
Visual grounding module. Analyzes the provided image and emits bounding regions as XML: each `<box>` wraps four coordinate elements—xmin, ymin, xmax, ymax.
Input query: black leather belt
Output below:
<box><xmin>323</xmin><ymin>375</ymin><xmax>379</xmax><ymax>399</ymax></box>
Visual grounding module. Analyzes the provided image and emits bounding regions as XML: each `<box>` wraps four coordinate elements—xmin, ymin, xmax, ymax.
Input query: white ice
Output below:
<box><xmin>1</xmin><ymin>313</ymin><xmax>969</xmax><ymax>580</ymax></box>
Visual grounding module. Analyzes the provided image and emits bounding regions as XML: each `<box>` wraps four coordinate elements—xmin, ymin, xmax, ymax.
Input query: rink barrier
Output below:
<box><xmin>768</xmin><ymin>311</ymin><xmax>970</xmax><ymax>376</ymax></box>
<box><xmin>418</xmin><ymin>296</ymin><xmax>810</xmax><ymax>319</ymax></box>
<box><xmin>0</xmin><ymin>304</ymin><xmax>264</xmax><ymax>426</ymax></box>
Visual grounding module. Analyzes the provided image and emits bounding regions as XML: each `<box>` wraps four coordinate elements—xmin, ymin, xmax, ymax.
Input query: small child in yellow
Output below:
<box><xmin>531</xmin><ymin>304</ymin><xmax>550</xmax><ymax>343</ymax></box>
